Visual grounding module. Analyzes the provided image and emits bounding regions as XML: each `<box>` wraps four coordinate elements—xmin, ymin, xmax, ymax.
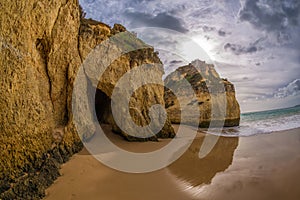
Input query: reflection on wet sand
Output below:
<box><xmin>168</xmin><ymin>135</ymin><xmax>239</xmax><ymax>187</ymax></box>
<box><xmin>44</xmin><ymin>128</ymin><xmax>300</xmax><ymax>200</ymax></box>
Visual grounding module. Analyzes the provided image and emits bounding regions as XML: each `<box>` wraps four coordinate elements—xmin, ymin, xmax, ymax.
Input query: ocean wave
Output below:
<box><xmin>203</xmin><ymin>106</ymin><xmax>300</xmax><ymax>137</ymax></box>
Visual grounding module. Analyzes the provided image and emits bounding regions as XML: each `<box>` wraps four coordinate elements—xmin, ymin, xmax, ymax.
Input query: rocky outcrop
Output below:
<box><xmin>164</xmin><ymin>60</ymin><xmax>240</xmax><ymax>127</ymax></box>
<box><xmin>0</xmin><ymin>1</ymin><xmax>174</xmax><ymax>198</ymax></box>
<box><xmin>78</xmin><ymin>21</ymin><xmax>174</xmax><ymax>141</ymax></box>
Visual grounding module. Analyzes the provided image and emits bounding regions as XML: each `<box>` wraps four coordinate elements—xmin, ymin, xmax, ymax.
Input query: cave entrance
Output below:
<box><xmin>95</xmin><ymin>88</ymin><xmax>113</xmax><ymax>125</ymax></box>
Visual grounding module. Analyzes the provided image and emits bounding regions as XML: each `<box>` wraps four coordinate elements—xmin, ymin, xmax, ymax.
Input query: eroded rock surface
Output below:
<box><xmin>0</xmin><ymin>1</ymin><xmax>174</xmax><ymax>198</ymax></box>
<box><xmin>164</xmin><ymin>60</ymin><xmax>240</xmax><ymax>127</ymax></box>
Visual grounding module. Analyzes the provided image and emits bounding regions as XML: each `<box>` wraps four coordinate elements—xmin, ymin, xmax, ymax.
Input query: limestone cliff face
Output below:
<box><xmin>164</xmin><ymin>60</ymin><xmax>240</xmax><ymax>127</ymax></box>
<box><xmin>0</xmin><ymin>1</ymin><xmax>174</xmax><ymax>198</ymax></box>
<box><xmin>78</xmin><ymin>21</ymin><xmax>174</xmax><ymax>141</ymax></box>
<box><xmin>0</xmin><ymin>1</ymin><xmax>82</xmax><ymax>198</ymax></box>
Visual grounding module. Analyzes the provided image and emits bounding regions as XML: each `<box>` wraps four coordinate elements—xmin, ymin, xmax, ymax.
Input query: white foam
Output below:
<box><xmin>205</xmin><ymin>113</ymin><xmax>300</xmax><ymax>137</ymax></box>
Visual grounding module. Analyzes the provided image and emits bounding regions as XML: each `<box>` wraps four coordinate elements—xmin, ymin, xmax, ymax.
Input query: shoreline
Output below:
<box><xmin>207</xmin><ymin>126</ymin><xmax>300</xmax><ymax>138</ymax></box>
<box><xmin>44</xmin><ymin>127</ymin><xmax>300</xmax><ymax>200</ymax></box>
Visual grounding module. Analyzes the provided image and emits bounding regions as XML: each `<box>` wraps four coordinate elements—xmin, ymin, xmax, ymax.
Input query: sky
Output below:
<box><xmin>79</xmin><ymin>0</ymin><xmax>300</xmax><ymax>112</ymax></box>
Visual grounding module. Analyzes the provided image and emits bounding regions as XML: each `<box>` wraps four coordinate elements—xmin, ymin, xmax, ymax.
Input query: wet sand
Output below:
<box><xmin>44</xmin><ymin>126</ymin><xmax>300</xmax><ymax>200</ymax></box>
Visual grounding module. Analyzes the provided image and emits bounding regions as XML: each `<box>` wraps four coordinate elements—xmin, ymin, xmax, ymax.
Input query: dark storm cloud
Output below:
<box><xmin>170</xmin><ymin>60</ymin><xmax>183</xmax><ymax>64</ymax></box>
<box><xmin>204</xmin><ymin>35</ymin><xmax>211</xmax><ymax>40</ymax></box>
<box><xmin>224</xmin><ymin>43</ymin><xmax>260</xmax><ymax>55</ymax></box>
<box><xmin>224</xmin><ymin>37</ymin><xmax>265</xmax><ymax>55</ymax></box>
<box><xmin>239</xmin><ymin>0</ymin><xmax>300</xmax><ymax>31</ymax></box>
<box><xmin>218</xmin><ymin>29</ymin><xmax>227</xmax><ymax>37</ymax></box>
<box><xmin>201</xmin><ymin>25</ymin><xmax>229</xmax><ymax>37</ymax></box>
<box><xmin>125</xmin><ymin>12</ymin><xmax>188</xmax><ymax>33</ymax></box>
<box><xmin>201</xmin><ymin>25</ymin><xmax>217</xmax><ymax>32</ymax></box>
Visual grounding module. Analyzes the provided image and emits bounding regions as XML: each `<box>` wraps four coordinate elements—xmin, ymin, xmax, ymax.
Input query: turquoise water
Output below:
<box><xmin>215</xmin><ymin>105</ymin><xmax>300</xmax><ymax>136</ymax></box>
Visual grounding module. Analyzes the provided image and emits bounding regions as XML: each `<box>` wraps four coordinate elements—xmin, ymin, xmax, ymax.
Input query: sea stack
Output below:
<box><xmin>164</xmin><ymin>60</ymin><xmax>240</xmax><ymax>127</ymax></box>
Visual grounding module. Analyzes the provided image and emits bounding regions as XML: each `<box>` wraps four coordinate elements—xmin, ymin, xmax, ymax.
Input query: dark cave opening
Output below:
<box><xmin>95</xmin><ymin>88</ymin><xmax>113</xmax><ymax>125</ymax></box>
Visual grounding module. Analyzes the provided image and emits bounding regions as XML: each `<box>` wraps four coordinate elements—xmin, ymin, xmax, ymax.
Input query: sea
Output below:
<box><xmin>207</xmin><ymin>105</ymin><xmax>300</xmax><ymax>137</ymax></box>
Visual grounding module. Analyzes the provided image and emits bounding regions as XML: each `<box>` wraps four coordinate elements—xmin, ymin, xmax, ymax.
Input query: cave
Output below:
<box><xmin>95</xmin><ymin>88</ymin><xmax>113</xmax><ymax>125</ymax></box>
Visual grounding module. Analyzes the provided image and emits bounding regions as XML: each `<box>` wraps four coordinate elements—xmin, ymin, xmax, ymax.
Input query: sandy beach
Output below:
<box><xmin>44</xmin><ymin>126</ymin><xmax>300</xmax><ymax>200</ymax></box>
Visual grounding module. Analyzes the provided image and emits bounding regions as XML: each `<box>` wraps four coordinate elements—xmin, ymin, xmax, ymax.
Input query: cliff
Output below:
<box><xmin>0</xmin><ymin>1</ymin><xmax>174</xmax><ymax>198</ymax></box>
<box><xmin>164</xmin><ymin>60</ymin><xmax>240</xmax><ymax>127</ymax></box>
<box><xmin>79</xmin><ymin>20</ymin><xmax>174</xmax><ymax>141</ymax></box>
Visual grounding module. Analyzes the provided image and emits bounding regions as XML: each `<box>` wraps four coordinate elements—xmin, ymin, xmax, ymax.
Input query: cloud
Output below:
<box><xmin>201</xmin><ymin>25</ymin><xmax>217</xmax><ymax>32</ymax></box>
<box><xmin>124</xmin><ymin>12</ymin><xmax>188</xmax><ymax>33</ymax></box>
<box><xmin>255</xmin><ymin>62</ymin><xmax>261</xmax><ymax>66</ymax></box>
<box><xmin>246</xmin><ymin>78</ymin><xmax>300</xmax><ymax>101</ymax></box>
<box><xmin>170</xmin><ymin>60</ymin><xmax>183</xmax><ymax>64</ymax></box>
<box><xmin>274</xmin><ymin>79</ymin><xmax>300</xmax><ymax>98</ymax></box>
<box><xmin>223</xmin><ymin>36</ymin><xmax>266</xmax><ymax>55</ymax></box>
<box><xmin>224</xmin><ymin>42</ymin><xmax>260</xmax><ymax>55</ymax></box>
<box><xmin>157</xmin><ymin>51</ymin><xmax>189</xmax><ymax>79</ymax></box>
<box><xmin>200</xmin><ymin>25</ymin><xmax>229</xmax><ymax>37</ymax></box>
<box><xmin>238</xmin><ymin>0</ymin><xmax>300</xmax><ymax>31</ymax></box>
<box><xmin>218</xmin><ymin>29</ymin><xmax>227</xmax><ymax>36</ymax></box>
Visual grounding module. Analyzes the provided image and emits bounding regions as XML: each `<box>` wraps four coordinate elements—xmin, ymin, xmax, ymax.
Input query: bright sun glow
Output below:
<box><xmin>192</xmin><ymin>35</ymin><xmax>218</xmax><ymax>61</ymax></box>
